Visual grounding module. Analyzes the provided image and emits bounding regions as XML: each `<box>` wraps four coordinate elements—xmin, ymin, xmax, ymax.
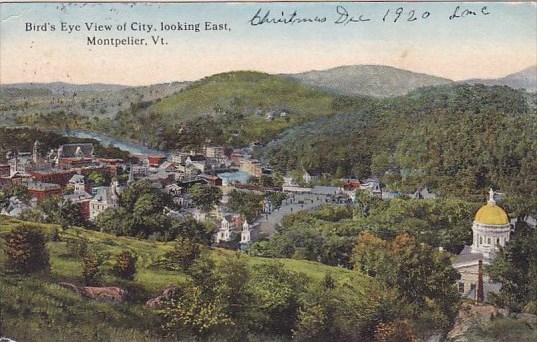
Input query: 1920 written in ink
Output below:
<box><xmin>248</xmin><ymin>5</ymin><xmax>491</xmax><ymax>26</ymax></box>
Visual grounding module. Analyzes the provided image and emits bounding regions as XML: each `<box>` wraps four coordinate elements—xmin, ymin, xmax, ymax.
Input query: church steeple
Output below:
<box><xmin>128</xmin><ymin>165</ymin><xmax>134</xmax><ymax>185</ymax></box>
<box><xmin>33</xmin><ymin>140</ymin><xmax>40</xmax><ymax>164</ymax></box>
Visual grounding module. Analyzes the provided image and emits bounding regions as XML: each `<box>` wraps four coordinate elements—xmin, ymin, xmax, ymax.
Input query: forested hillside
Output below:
<box><xmin>263</xmin><ymin>85</ymin><xmax>537</xmax><ymax>209</ymax></box>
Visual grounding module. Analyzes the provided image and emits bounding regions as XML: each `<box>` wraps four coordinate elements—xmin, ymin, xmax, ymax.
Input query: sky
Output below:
<box><xmin>0</xmin><ymin>2</ymin><xmax>536</xmax><ymax>85</ymax></box>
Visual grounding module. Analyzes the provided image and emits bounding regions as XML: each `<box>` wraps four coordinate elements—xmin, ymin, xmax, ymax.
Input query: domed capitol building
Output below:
<box><xmin>453</xmin><ymin>189</ymin><xmax>512</xmax><ymax>301</ymax></box>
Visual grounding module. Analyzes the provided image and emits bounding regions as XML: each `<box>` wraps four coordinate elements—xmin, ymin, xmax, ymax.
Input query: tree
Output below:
<box><xmin>96</xmin><ymin>180</ymin><xmax>175</xmax><ymax>238</ymax></box>
<box><xmin>188</xmin><ymin>184</ymin><xmax>222</xmax><ymax>212</ymax></box>
<box><xmin>247</xmin><ymin>262</ymin><xmax>307</xmax><ymax>334</ymax></box>
<box><xmin>294</xmin><ymin>271</ymin><xmax>386</xmax><ymax>341</ymax></box>
<box><xmin>168</xmin><ymin>217</ymin><xmax>213</xmax><ymax>244</ymax></box>
<box><xmin>352</xmin><ymin>232</ymin><xmax>460</xmax><ymax>327</ymax></box>
<box><xmin>0</xmin><ymin>185</ymin><xmax>30</xmax><ymax>207</ymax></box>
<box><xmin>160</xmin><ymin>237</ymin><xmax>201</xmax><ymax>271</ymax></box>
<box><xmin>266</xmin><ymin>191</ymin><xmax>287</xmax><ymax>210</ymax></box>
<box><xmin>353</xmin><ymin>231</ymin><xmax>391</xmax><ymax>278</ymax></box>
<box><xmin>227</xmin><ymin>189</ymin><xmax>263</xmax><ymax>222</ymax></box>
<box><xmin>213</xmin><ymin>253</ymin><xmax>253</xmax><ymax>336</ymax></box>
<box><xmin>112</xmin><ymin>251</ymin><xmax>137</xmax><ymax>280</ymax></box>
<box><xmin>88</xmin><ymin>171</ymin><xmax>106</xmax><ymax>186</ymax></box>
<box><xmin>160</xmin><ymin>255</ymin><xmax>239</xmax><ymax>338</ymax></box>
<box><xmin>81</xmin><ymin>248</ymin><xmax>105</xmax><ymax>286</ymax></box>
<box><xmin>4</xmin><ymin>225</ymin><xmax>49</xmax><ymax>273</ymax></box>
<box><xmin>488</xmin><ymin>222</ymin><xmax>537</xmax><ymax>313</ymax></box>
<box><xmin>353</xmin><ymin>191</ymin><xmax>384</xmax><ymax>218</ymax></box>
<box><xmin>160</xmin><ymin>284</ymin><xmax>233</xmax><ymax>337</ymax></box>
<box><xmin>37</xmin><ymin>196</ymin><xmax>85</xmax><ymax>228</ymax></box>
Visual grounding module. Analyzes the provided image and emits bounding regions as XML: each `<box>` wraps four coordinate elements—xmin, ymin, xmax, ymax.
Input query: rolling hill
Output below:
<box><xmin>145</xmin><ymin>71</ymin><xmax>334</xmax><ymax>120</ymax></box>
<box><xmin>285</xmin><ymin>64</ymin><xmax>453</xmax><ymax>97</ymax></box>
<box><xmin>0</xmin><ymin>216</ymin><xmax>370</xmax><ymax>341</ymax></box>
<box><xmin>0</xmin><ymin>81</ymin><xmax>190</xmax><ymax>125</ymax></box>
<box><xmin>465</xmin><ymin>65</ymin><xmax>537</xmax><ymax>91</ymax></box>
<box><xmin>108</xmin><ymin>71</ymin><xmax>338</xmax><ymax>147</ymax></box>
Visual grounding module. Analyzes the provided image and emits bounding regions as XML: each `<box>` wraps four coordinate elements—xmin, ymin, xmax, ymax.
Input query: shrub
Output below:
<box><xmin>4</xmin><ymin>225</ymin><xmax>49</xmax><ymax>273</ymax></box>
<box><xmin>112</xmin><ymin>251</ymin><xmax>137</xmax><ymax>280</ymax></box>
<box><xmin>66</xmin><ymin>237</ymin><xmax>88</xmax><ymax>258</ymax></box>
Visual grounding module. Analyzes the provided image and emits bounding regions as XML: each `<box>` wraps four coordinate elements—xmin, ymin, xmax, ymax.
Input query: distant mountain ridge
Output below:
<box><xmin>3</xmin><ymin>64</ymin><xmax>534</xmax><ymax>98</ymax></box>
<box><xmin>0</xmin><ymin>81</ymin><xmax>130</xmax><ymax>93</ymax></box>
<box><xmin>465</xmin><ymin>65</ymin><xmax>537</xmax><ymax>91</ymax></box>
<box><xmin>285</xmin><ymin>65</ymin><xmax>454</xmax><ymax>97</ymax></box>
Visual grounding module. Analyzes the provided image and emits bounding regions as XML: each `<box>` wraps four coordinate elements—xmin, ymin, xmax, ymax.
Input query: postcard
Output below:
<box><xmin>0</xmin><ymin>2</ymin><xmax>536</xmax><ymax>341</ymax></box>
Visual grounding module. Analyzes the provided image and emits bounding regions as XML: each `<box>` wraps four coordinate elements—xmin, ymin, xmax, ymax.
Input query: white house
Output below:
<box><xmin>303</xmin><ymin>169</ymin><xmax>321</xmax><ymax>184</ymax></box>
<box><xmin>89</xmin><ymin>180</ymin><xmax>121</xmax><ymax>221</ymax></box>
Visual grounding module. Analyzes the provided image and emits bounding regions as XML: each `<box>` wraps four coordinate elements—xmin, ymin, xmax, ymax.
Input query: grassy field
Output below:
<box><xmin>0</xmin><ymin>216</ymin><xmax>367</xmax><ymax>341</ymax></box>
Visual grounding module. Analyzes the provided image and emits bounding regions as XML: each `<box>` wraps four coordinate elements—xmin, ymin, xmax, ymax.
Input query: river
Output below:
<box><xmin>61</xmin><ymin>129</ymin><xmax>165</xmax><ymax>156</ymax></box>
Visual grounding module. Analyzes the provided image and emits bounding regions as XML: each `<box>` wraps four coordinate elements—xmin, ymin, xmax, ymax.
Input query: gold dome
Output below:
<box><xmin>474</xmin><ymin>190</ymin><xmax>509</xmax><ymax>225</ymax></box>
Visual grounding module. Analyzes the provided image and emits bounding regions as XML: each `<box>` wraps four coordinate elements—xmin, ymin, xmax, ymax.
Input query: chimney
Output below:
<box><xmin>477</xmin><ymin>259</ymin><xmax>484</xmax><ymax>303</ymax></box>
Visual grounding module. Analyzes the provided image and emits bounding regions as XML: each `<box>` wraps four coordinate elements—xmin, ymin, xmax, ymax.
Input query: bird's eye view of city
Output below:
<box><xmin>0</xmin><ymin>1</ymin><xmax>536</xmax><ymax>341</ymax></box>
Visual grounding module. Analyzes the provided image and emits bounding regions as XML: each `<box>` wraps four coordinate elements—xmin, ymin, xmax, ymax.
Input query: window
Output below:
<box><xmin>497</xmin><ymin>238</ymin><xmax>500</xmax><ymax>245</ymax></box>
<box><xmin>470</xmin><ymin>283</ymin><xmax>476</xmax><ymax>291</ymax></box>
<box><xmin>458</xmin><ymin>282</ymin><xmax>465</xmax><ymax>293</ymax></box>
<box><xmin>480</xmin><ymin>236</ymin><xmax>483</xmax><ymax>245</ymax></box>
<box><xmin>487</xmin><ymin>238</ymin><xmax>491</xmax><ymax>244</ymax></box>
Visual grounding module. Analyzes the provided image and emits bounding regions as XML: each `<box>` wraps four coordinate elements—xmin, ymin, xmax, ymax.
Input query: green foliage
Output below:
<box><xmin>251</xmin><ymin>196</ymin><xmax>476</xmax><ymax>268</ymax></box>
<box><xmin>112</xmin><ymin>250</ymin><xmax>137</xmax><ymax>280</ymax></box>
<box><xmin>249</xmin><ymin>204</ymin><xmax>361</xmax><ymax>266</ymax></box>
<box><xmin>188</xmin><ymin>183</ymin><xmax>222</xmax><ymax>212</ymax></box>
<box><xmin>487</xmin><ymin>222</ymin><xmax>537</xmax><ymax>312</ymax></box>
<box><xmin>263</xmin><ymin>84</ymin><xmax>535</xmax><ymax>216</ymax></box>
<box><xmin>32</xmin><ymin>196</ymin><xmax>86</xmax><ymax>228</ymax></box>
<box><xmin>456</xmin><ymin>314</ymin><xmax>537</xmax><ymax>342</ymax></box>
<box><xmin>88</xmin><ymin>171</ymin><xmax>107</xmax><ymax>186</ymax></box>
<box><xmin>227</xmin><ymin>189</ymin><xmax>264</xmax><ymax>222</ymax></box>
<box><xmin>109</xmin><ymin>71</ymin><xmax>335</xmax><ymax>149</ymax></box>
<box><xmin>160</xmin><ymin>283</ymin><xmax>234</xmax><ymax>337</ymax></box>
<box><xmin>352</xmin><ymin>232</ymin><xmax>461</xmax><ymax>328</ymax></box>
<box><xmin>293</xmin><ymin>272</ymin><xmax>386</xmax><ymax>341</ymax></box>
<box><xmin>0</xmin><ymin>185</ymin><xmax>31</xmax><ymax>206</ymax></box>
<box><xmin>160</xmin><ymin>255</ymin><xmax>315</xmax><ymax>339</ymax></box>
<box><xmin>364</xmin><ymin>197</ymin><xmax>477</xmax><ymax>253</ymax></box>
<box><xmin>0</xmin><ymin>275</ymin><xmax>163</xmax><ymax>342</ymax></box>
<box><xmin>4</xmin><ymin>225</ymin><xmax>50</xmax><ymax>273</ymax></box>
<box><xmin>266</xmin><ymin>191</ymin><xmax>287</xmax><ymax>210</ymax></box>
<box><xmin>81</xmin><ymin>247</ymin><xmax>105</xmax><ymax>286</ymax></box>
<box><xmin>65</xmin><ymin>237</ymin><xmax>88</xmax><ymax>258</ymax></box>
<box><xmin>96</xmin><ymin>180</ymin><xmax>178</xmax><ymax>239</ymax></box>
<box><xmin>159</xmin><ymin>237</ymin><xmax>201</xmax><ymax>272</ymax></box>
<box><xmin>0</xmin><ymin>216</ymin><xmax>372</xmax><ymax>340</ymax></box>
<box><xmin>247</xmin><ymin>262</ymin><xmax>307</xmax><ymax>334</ymax></box>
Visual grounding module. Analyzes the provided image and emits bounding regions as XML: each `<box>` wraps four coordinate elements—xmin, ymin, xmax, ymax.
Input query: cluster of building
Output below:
<box><xmin>0</xmin><ymin>140</ymin><xmax>449</xmax><ymax>250</ymax></box>
<box><xmin>0</xmin><ymin>142</ymin><xmax>275</xmax><ymax>246</ymax></box>
<box><xmin>0</xmin><ymin>141</ymin><xmax>122</xmax><ymax>220</ymax></box>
